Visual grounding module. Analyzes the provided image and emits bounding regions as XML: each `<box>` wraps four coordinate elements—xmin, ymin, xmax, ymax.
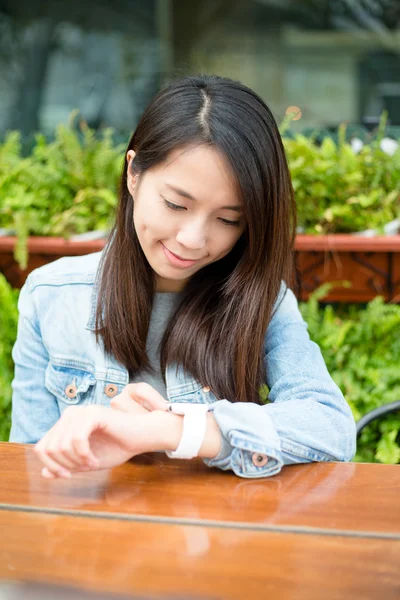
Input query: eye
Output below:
<box><xmin>164</xmin><ymin>199</ymin><xmax>186</xmax><ymax>211</ymax></box>
<box><xmin>219</xmin><ymin>218</ymin><xmax>241</xmax><ymax>227</ymax></box>
<box><xmin>164</xmin><ymin>197</ymin><xmax>240</xmax><ymax>227</ymax></box>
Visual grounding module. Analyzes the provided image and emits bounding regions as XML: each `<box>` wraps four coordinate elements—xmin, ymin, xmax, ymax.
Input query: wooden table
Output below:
<box><xmin>0</xmin><ymin>443</ymin><xmax>399</xmax><ymax>599</ymax></box>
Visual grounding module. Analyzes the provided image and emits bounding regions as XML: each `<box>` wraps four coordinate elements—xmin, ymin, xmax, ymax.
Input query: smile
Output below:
<box><xmin>160</xmin><ymin>243</ymin><xmax>201</xmax><ymax>268</ymax></box>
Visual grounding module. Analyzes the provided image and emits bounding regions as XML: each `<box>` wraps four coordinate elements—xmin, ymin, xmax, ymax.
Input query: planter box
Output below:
<box><xmin>295</xmin><ymin>235</ymin><xmax>400</xmax><ymax>303</ymax></box>
<box><xmin>1</xmin><ymin>235</ymin><xmax>400</xmax><ymax>303</ymax></box>
<box><xmin>0</xmin><ymin>237</ymin><xmax>105</xmax><ymax>289</ymax></box>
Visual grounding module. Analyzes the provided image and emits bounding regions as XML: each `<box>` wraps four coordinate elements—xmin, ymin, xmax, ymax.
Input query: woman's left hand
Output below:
<box><xmin>34</xmin><ymin>403</ymin><xmax>162</xmax><ymax>479</ymax></box>
<box><xmin>109</xmin><ymin>382</ymin><xmax>170</xmax><ymax>414</ymax></box>
<box><xmin>111</xmin><ymin>383</ymin><xmax>222</xmax><ymax>460</ymax></box>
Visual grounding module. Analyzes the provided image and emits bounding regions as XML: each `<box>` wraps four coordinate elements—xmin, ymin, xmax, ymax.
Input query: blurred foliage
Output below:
<box><xmin>282</xmin><ymin>113</ymin><xmax>400</xmax><ymax>234</ymax></box>
<box><xmin>0</xmin><ymin>274</ymin><xmax>19</xmax><ymax>440</ymax></box>
<box><xmin>300</xmin><ymin>284</ymin><xmax>400</xmax><ymax>464</ymax></box>
<box><xmin>1</xmin><ymin>112</ymin><xmax>400</xmax><ymax>269</ymax></box>
<box><xmin>0</xmin><ymin>112</ymin><xmax>125</xmax><ymax>267</ymax></box>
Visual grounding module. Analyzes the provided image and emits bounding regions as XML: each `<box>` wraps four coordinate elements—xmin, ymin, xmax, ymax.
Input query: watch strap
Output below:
<box><xmin>166</xmin><ymin>403</ymin><xmax>210</xmax><ymax>459</ymax></box>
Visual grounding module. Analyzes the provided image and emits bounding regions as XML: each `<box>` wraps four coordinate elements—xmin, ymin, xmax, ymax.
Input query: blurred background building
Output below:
<box><xmin>1</xmin><ymin>0</ymin><xmax>400</xmax><ymax>140</ymax></box>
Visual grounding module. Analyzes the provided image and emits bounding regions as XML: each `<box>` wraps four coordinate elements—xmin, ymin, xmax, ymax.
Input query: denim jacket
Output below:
<box><xmin>10</xmin><ymin>251</ymin><xmax>356</xmax><ymax>478</ymax></box>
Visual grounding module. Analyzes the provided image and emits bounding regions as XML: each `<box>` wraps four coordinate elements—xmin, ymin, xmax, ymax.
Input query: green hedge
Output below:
<box><xmin>1</xmin><ymin>114</ymin><xmax>400</xmax><ymax>270</ymax></box>
<box><xmin>0</xmin><ymin>114</ymin><xmax>125</xmax><ymax>268</ymax></box>
<box><xmin>282</xmin><ymin>112</ymin><xmax>400</xmax><ymax>234</ymax></box>
<box><xmin>1</xmin><ymin>273</ymin><xmax>399</xmax><ymax>463</ymax></box>
<box><xmin>286</xmin><ymin>132</ymin><xmax>400</xmax><ymax>234</ymax></box>
<box><xmin>300</xmin><ymin>285</ymin><xmax>400</xmax><ymax>464</ymax></box>
<box><xmin>0</xmin><ymin>274</ymin><xmax>18</xmax><ymax>440</ymax></box>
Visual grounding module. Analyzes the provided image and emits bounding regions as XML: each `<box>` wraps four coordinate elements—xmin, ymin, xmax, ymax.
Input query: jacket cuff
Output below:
<box><xmin>203</xmin><ymin>400</ymin><xmax>284</xmax><ymax>478</ymax></box>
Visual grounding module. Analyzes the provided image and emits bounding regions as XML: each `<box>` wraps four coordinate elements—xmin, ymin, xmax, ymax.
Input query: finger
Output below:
<box><xmin>74</xmin><ymin>462</ymin><xmax>106</xmax><ymax>472</ymax></box>
<box><xmin>71</xmin><ymin>435</ymin><xmax>99</xmax><ymax>468</ymax></box>
<box><xmin>42</xmin><ymin>428</ymin><xmax>83</xmax><ymax>471</ymax></box>
<box><xmin>41</xmin><ymin>467</ymin><xmax>54</xmax><ymax>479</ymax></box>
<box><xmin>41</xmin><ymin>467</ymin><xmax>71</xmax><ymax>479</ymax></box>
<box><xmin>56</xmin><ymin>408</ymin><xmax>101</xmax><ymax>469</ymax></box>
<box><xmin>55</xmin><ymin>409</ymin><xmax>99</xmax><ymax>468</ymax></box>
<box><xmin>35</xmin><ymin>407</ymin><xmax>99</xmax><ymax>475</ymax></box>
<box><xmin>46</xmin><ymin>448</ymin><xmax>78</xmax><ymax>471</ymax></box>
<box><xmin>40</xmin><ymin>408</ymin><xmax>92</xmax><ymax>471</ymax></box>
<box><xmin>35</xmin><ymin>425</ymin><xmax>74</xmax><ymax>477</ymax></box>
<box><xmin>126</xmin><ymin>382</ymin><xmax>169</xmax><ymax>411</ymax></box>
<box><xmin>110</xmin><ymin>389</ymin><xmax>147</xmax><ymax>414</ymax></box>
<box><xmin>48</xmin><ymin>433</ymin><xmax>98</xmax><ymax>470</ymax></box>
<box><xmin>34</xmin><ymin>444</ymin><xmax>71</xmax><ymax>479</ymax></box>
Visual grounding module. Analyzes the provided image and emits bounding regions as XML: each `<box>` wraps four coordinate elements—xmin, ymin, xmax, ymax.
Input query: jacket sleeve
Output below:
<box><xmin>203</xmin><ymin>285</ymin><xmax>357</xmax><ymax>478</ymax></box>
<box><xmin>9</xmin><ymin>278</ymin><xmax>60</xmax><ymax>444</ymax></box>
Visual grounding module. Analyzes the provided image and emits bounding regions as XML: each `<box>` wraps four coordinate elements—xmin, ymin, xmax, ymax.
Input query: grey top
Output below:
<box><xmin>129</xmin><ymin>292</ymin><xmax>182</xmax><ymax>398</ymax></box>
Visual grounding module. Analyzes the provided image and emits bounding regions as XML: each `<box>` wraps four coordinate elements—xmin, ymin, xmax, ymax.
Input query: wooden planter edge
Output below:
<box><xmin>1</xmin><ymin>235</ymin><xmax>400</xmax><ymax>302</ymax></box>
<box><xmin>1</xmin><ymin>234</ymin><xmax>400</xmax><ymax>254</ymax></box>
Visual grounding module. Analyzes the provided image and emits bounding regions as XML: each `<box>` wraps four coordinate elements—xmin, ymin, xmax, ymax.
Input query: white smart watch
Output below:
<box><xmin>165</xmin><ymin>402</ymin><xmax>211</xmax><ymax>460</ymax></box>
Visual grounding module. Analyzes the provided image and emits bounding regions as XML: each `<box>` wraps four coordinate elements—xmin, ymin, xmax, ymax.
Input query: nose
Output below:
<box><xmin>176</xmin><ymin>219</ymin><xmax>207</xmax><ymax>251</ymax></box>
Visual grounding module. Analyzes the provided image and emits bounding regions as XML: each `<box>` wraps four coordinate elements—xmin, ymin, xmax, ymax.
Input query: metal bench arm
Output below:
<box><xmin>356</xmin><ymin>400</ymin><xmax>400</xmax><ymax>437</ymax></box>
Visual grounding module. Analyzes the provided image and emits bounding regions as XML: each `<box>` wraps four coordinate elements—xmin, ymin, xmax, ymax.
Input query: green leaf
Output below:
<box><xmin>375</xmin><ymin>430</ymin><xmax>400</xmax><ymax>464</ymax></box>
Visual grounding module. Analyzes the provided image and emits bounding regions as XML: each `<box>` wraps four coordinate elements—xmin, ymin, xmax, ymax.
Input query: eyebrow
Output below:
<box><xmin>165</xmin><ymin>183</ymin><xmax>243</xmax><ymax>213</ymax></box>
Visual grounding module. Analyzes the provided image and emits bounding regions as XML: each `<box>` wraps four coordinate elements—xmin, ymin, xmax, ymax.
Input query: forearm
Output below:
<box><xmin>148</xmin><ymin>410</ymin><xmax>222</xmax><ymax>459</ymax></box>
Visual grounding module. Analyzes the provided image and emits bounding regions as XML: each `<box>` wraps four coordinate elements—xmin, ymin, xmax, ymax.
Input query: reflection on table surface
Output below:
<box><xmin>1</xmin><ymin>510</ymin><xmax>399</xmax><ymax>600</ymax></box>
<box><xmin>0</xmin><ymin>581</ymin><xmax>151</xmax><ymax>600</ymax></box>
<box><xmin>0</xmin><ymin>443</ymin><xmax>399</xmax><ymax>536</ymax></box>
<box><xmin>1</xmin><ymin>443</ymin><xmax>400</xmax><ymax>600</ymax></box>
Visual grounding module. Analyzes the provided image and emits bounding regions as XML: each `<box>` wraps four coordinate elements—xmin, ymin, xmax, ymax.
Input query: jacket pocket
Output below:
<box><xmin>45</xmin><ymin>362</ymin><xmax>97</xmax><ymax>408</ymax></box>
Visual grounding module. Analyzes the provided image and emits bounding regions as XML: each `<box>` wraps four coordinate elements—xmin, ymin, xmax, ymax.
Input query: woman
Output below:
<box><xmin>10</xmin><ymin>74</ymin><xmax>356</xmax><ymax>479</ymax></box>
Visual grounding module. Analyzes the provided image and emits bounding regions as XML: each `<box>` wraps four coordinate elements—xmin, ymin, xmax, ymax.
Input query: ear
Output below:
<box><xmin>126</xmin><ymin>150</ymin><xmax>137</xmax><ymax>197</ymax></box>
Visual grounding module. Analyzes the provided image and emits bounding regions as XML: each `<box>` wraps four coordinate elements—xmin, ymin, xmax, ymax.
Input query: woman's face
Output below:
<box><xmin>126</xmin><ymin>145</ymin><xmax>246</xmax><ymax>292</ymax></box>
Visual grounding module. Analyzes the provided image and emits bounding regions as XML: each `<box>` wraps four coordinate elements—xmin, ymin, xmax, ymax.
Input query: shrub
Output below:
<box><xmin>300</xmin><ymin>284</ymin><xmax>400</xmax><ymax>464</ymax></box>
<box><xmin>283</xmin><ymin>119</ymin><xmax>400</xmax><ymax>234</ymax></box>
<box><xmin>1</xmin><ymin>113</ymin><xmax>400</xmax><ymax>270</ymax></box>
<box><xmin>0</xmin><ymin>274</ymin><xmax>18</xmax><ymax>440</ymax></box>
<box><xmin>0</xmin><ymin>113</ymin><xmax>125</xmax><ymax>268</ymax></box>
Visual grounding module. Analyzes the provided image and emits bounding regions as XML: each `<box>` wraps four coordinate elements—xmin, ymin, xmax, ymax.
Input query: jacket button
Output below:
<box><xmin>65</xmin><ymin>384</ymin><xmax>78</xmax><ymax>399</ymax></box>
<box><xmin>252</xmin><ymin>453</ymin><xmax>268</xmax><ymax>468</ymax></box>
<box><xmin>202</xmin><ymin>386</ymin><xmax>211</xmax><ymax>393</ymax></box>
<box><xmin>105</xmin><ymin>384</ymin><xmax>118</xmax><ymax>398</ymax></box>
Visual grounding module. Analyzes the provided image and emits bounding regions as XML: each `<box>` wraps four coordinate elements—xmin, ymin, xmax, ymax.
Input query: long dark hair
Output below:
<box><xmin>96</xmin><ymin>74</ymin><xmax>296</xmax><ymax>404</ymax></box>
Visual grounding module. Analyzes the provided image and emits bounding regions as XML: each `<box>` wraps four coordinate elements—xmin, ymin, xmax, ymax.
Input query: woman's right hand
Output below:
<box><xmin>34</xmin><ymin>403</ymin><xmax>163</xmax><ymax>479</ymax></box>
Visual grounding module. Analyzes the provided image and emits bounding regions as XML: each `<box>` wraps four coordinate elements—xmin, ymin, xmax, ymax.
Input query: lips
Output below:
<box><xmin>168</xmin><ymin>248</ymin><xmax>197</xmax><ymax>261</ymax></box>
<box><xmin>160</xmin><ymin>242</ymin><xmax>201</xmax><ymax>269</ymax></box>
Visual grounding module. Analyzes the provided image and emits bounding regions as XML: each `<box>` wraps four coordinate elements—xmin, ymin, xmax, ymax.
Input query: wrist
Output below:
<box><xmin>199</xmin><ymin>412</ymin><xmax>222</xmax><ymax>459</ymax></box>
<box><xmin>147</xmin><ymin>409</ymin><xmax>184</xmax><ymax>452</ymax></box>
<box><xmin>150</xmin><ymin>409</ymin><xmax>222</xmax><ymax>459</ymax></box>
